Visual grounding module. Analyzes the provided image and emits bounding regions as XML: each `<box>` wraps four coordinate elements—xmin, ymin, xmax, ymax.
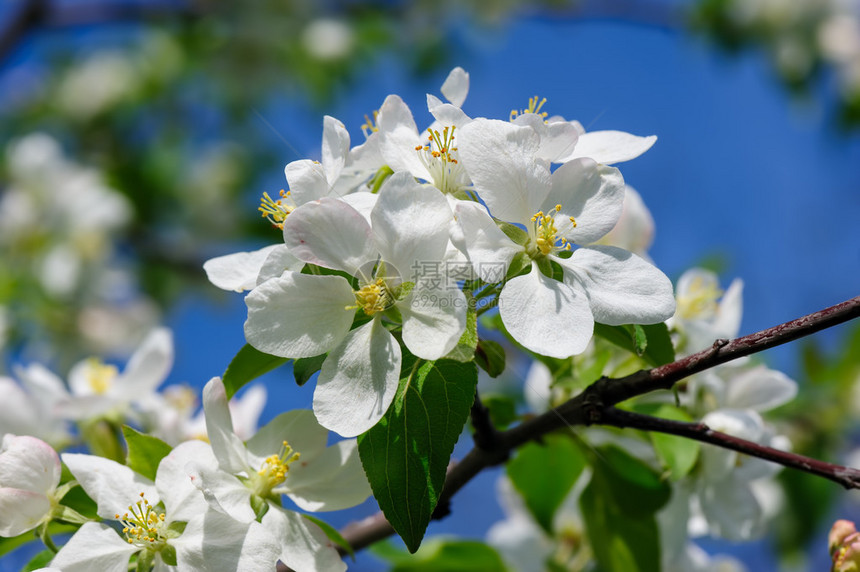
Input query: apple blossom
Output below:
<box><xmin>0</xmin><ymin>435</ymin><xmax>63</xmax><ymax>537</ymax></box>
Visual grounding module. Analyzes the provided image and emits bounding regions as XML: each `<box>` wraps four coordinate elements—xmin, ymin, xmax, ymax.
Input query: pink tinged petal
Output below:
<box><xmin>120</xmin><ymin>327</ymin><xmax>174</xmax><ymax>398</ymax></box>
<box><xmin>244</xmin><ymin>272</ymin><xmax>355</xmax><ymax>358</ymax></box>
<box><xmin>186</xmin><ymin>462</ymin><xmax>256</xmax><ymax>523</ymax></box>
<box><xmin>173</xmin><ymin>511</ymin><xmax>281</xmax><ymax>571</ymax></box>
<box><xmin>155</xmin><ymin>440</ymin><xmax>216</xmax><ymax>522</ymax></box>
<box><xmin>261</xmin><ymin>506</ymin><xmax>346</xmax><ymax>572</ymax></box>
<box><xmin>547</xmin><ymin>158</ymin><xmax>625</xmax><ymax>246</ymax></box>
<box><xmin>281</xmin><ymin>440</ymin><xmax>371</xmax><ymax>512</ymax></box>
<box><xmin>61</xmin><ymin>453</ymin><xmax>157</xmax><ymax>520</ymax></box>
<box><xmin>282</xmin><ymin>198</ymin><xmax>376</xmax><ymax>276</ymax></box>
<box><xmin>725</xmin><ymin>365</ymin><xmax>797</xmax><ymax>412</ymax></box>
<box><xmin>321</xmin><ymin>115</ymin><xmax>350</xmax><ymax>184</ymax></box>
<box><xmin>400</xmin><ymin>285</ymin><xmax>467</xmax><ymax>359</ymax></box>
<box><xmin>256</xmin><ymin>244</ymin><xmax>304</xmax><ymax>286</ymax></box>
<box><xmin>561</xmin><ymin>130</ymin><xmax>657</xmax><ymax>165</ymax></box>
<box><xmin>440</xmin><ymin>66</ymin><xmax>469</xmax><ymax>107</ymax></box>
<box><xmin>0</xmin><ymin>435</ymin><xmax>61</xmax><ymax>493</ymax></box>
<box><xmin>457</xmin><ymin>118</ymin><xmax>551</xmax><ymax>223</ymax></box>
<box><xmin>563</xmin><ymin>245</ymin><xmax>675</xmax><ymax>326</ymax></box>
<box><xmin>284</xmin><ymin>159</ymin><xmax>330</xmax><ymax>205</ymax></box>
<box><xmin>0</xmin><ymin>488</ymin><xmax>51</xmax><ymax>536</ymax></box>
<box><xmin>246</xmin><ymin>410</ymin><xmax>328</xmax><ymax>467</ymax></box>
<box><xmin>203</xmin><ymin>244</ymin><xmax>282</xmax><ymax>292</ymax></box>
<box><xmin>50</xmin><ymin>522</ymin><xmax>139</xmax><ymax>572</ymax></box>
<box><xmin>499</xmin><ymin>265</ymin><xmax>594</xmax><ymax>359</ymax></box>
<box><xmin>202</xmin><ymin>378</ymin><xmax>251</xmax><ymax>475</ymax></box>
<box><xmin>371</xmin><ymin>172</ymin><xmax>453</xmax><ymax>274</ymax></box>
<box><xmin>453</xmin><ymin>201</ymin><xmax>522</xmax><ymax>282</ymax></box>
<box><xmin>314</xmin><ymin>319</ymin><xmax>402</xmax><ymax>437</ymax></box>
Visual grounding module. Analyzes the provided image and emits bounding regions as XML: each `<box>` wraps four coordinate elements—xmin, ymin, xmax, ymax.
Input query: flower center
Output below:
<box><xmin>414</xmin><ymin>126</ymin><xmax>469</xmax><ymax>194</ymax></box>
<box><xmin>352</xmin><ymin>277</ymin><xmax>393</xmax><ymax>316</ymax></box>
<box><xmin>116</xmin><ymin>492</ymin><xmax>167</xmax><ymax>549</ymax></box>
<box><xmin>676</xmin><ymin>277</ymin><xmax>723</xmax><ymax>320</ymax></box>
<box><xmin>360</xmin><ymin>110</ymin><xmax>379</xmax><ymax>138</ymax></box>
<box><xmin>258</xmin><ymin>190</ymin><xmax>295</xmax><ymax>229</ymax></box>
<box><xmin>86</xmin><ymin>358</ymin><xmax>118</xmax><ymax>395</ymax></box>
<box><xmin>510</xmin><ymin>95</ymin><xmax>549</xmax><ymax>122</ymax></box>
<box><xmin>255</xmin><ymin>440</ymin><xmax>300</xmax><ymax>496</ymax></box>
<box><xmin>529</xmin><ymin>205</ymin><xmax>576</xmax><ymax>257</ymax></box>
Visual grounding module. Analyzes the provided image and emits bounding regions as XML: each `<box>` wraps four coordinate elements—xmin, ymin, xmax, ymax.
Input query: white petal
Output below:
<box><xmin>255</xmin><ymin>244</ymin><xmax>304</xmax><ymax>286</ymax></box>
<box><xmin>229</xmin><ymin>384</ymin><xmax>267</xmax><ymax>440</ymax></box>
<box><xmin>173</xmin><ymin>511</ymin><xmax>281</xmax><ymax>571</ymax></box>
<box><xmin>246</xmin><ymin>410</ymin><xmax>328</xmax><ymax>467</ymax></box>
<box><xmin>0</xmin><ymin>434</ymin><xmax>60</xmax><ymax>494</ymax></box>
<box><xmin>596</xmin><ymin>185</ymin><xmax>655</xmax><ymax>257</ymax></box>
<box><xmin>203</xmin><ymin>245</ymin><xmax>282</xmax><ymax>292</ymax></box>
<box><xmin>50</xmin><ymin>522</ymin><xmax>138</xmax><ymax>572</ymax></box>
<box><xmin>0</xmin><ymin>488</ymin><xmax>51</xmax><ymax>536</ymax></box>
<box><xmin>440</xmin><ymin>66</ymin><xmax>469</xmax><ymax>107</ymax></box>
<box><xmin>428</xmin><ymin>99</ymin><xmax>471</xmax><ymax>128</ymax></box>
<box><xmin>314</xmin><ymin>319</ymin><xmax>401</xmax><ymax>437</ymax></box>
<box><xmin>714</xmin><ymin>277</ymin><xmax>744</xmax><ymax>339</ymax></box>
<box><xmin>377</xmin><ymin>94</ymin><xmax>430</xmax><ymax>181</ymax></box>
<box><xmin>244</xmin><ymin>272</ymin><xmax>355</xmax><ymax>358</ymax></box>
<box><xmin>284</xmin><ymin>159</ymin><xmax>330</xmax><ymax>205</ymax></box>
<box><xmin>321</xmin><ymin>115</ymin><xmax>350</xmax><ymax>184</ymax></box>
<box><xmin>523</xmin><ymin>360</ymin><xmax>552</xmax><ymax>413</ymax></box>
<box><xmin>457</xmin><ymin>118</ymin><xmax>551</xmax><ymax>223</ymax></box>
<box><xmin>372</xmin><ymin>172</ymin><xmax>452</xmax><ymax>276</ymax></box>
<box><xmin>155</xmin><ymin>440</ymin><xmax>215</xmax><ymax>522</ymax></box>
<box><xmin>261</xmin><ymin>507</ymin><xmax>346</xmax><ymax>572</ymax></box>
<box><xmin>16</xmin><ymin>364</ymin><xmax>70</xmax><ymax>405</ymax></box>
<box><xmin>547</xmin><ymin>158</ymin><xmax>626</xmax><ymax>245</ymax></box>
<box><xmin>562</xmin><ymin>245</ymin><xmax>675</xmax><ymax>326</ymax></box>
<box><xmin>499</xmin><ymin>265</ymin><xmax>594</xmax><ymax>358</ymax></box>
<box><xmin>341</xmin><ymin>191</ymin><xmax>378</xmax><ymax>224</ymax></box>
<box><xmin>561</xmin><ymin>130</ymin><xmax>657</xmax><ymax>165</ymax></box>
<box><xmin>186</xmin><ymin>462</ymin><xmax>256</xmax><ymax>523</ymax></box>
<box><xmin>698</xmin><ymin>479</ymin><xmax>763</xmax><ymax>540</ymax></box>
<box><xmin>61</xmin><ymin>453</ymin><xmax>157</xmax><ymax>520</ymax></box>
<box><xmin>725</xmin><ymin>365</ymin><xmax>797</xmax><ymax>412</ymax></box>
<box><xmin>282</xmin><ymin>197</ymin><xmax>376</xmax><ymax>276</ymax></box>
<box><xmin>512</xmin><ymin>112</ymin><xmax>578</xmax><ymax>163</ymax></box>
<box><xmin>281</xmin><ymin>440</ymin><xmax>371</xmax><ymax>512</ymax></box>
<box><xmin>119</xmin><ymin>327</ymin><xmax>173</xmax><ymax>398</ymax></box>
<box><xmin>400</xmin><ymin>285</ymin><xmax>467</xmax><ymax>359</ymax></box>
<box><xmin>202</xmin><ymin>377</ymin><xmax>251</xmax><ymax>475</ymax></box>
<box><xmin>453</xmin><ymin>201</ymin><xmax>521</xmax><ymax>283</ymax></box>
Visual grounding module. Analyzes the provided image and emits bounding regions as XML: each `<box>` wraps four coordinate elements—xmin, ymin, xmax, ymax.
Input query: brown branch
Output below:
<box><xmin>598</xmin><ymin>406</ymin><xmax>860</xmax><ymax>490</ymax></box>
<box><xmin>337</xmin><ymin>294</ymin><xmax>860</xmax><ymax>554</ymax></box>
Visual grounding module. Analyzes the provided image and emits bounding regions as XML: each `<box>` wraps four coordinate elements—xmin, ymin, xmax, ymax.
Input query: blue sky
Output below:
<box><xmin>3</xmin><ymin>9</ymin><xmax>859</xmax><ymax>571</ymax></box>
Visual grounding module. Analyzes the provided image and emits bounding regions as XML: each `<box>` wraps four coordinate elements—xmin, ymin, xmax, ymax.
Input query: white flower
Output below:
<box><xmin>203</xmin><ymin>244</ymin><xmax>303</xmax><ymax>293</ymax></box>
<box><xmin>244</xmin><ymin>173</ymin><xmax>466</xmax><ymax>436</ymax></box>
<box><xmin>594</xmin><ymin>185</ymin><xmax>656</xmax><ymax>259</ymax></box>
<box><xmin>455</xmin><ymin>118</ymin><xmax>675</xmax><ymax>358</ymax></box>
<box><xmin>0</xmin><ymin>435</ymin><xmax>62</xmax><ymax>537</ymax></box>
<box><xmin>53</xmin><ymin>441</ymin><xmax>280</xmax><ymax>571</ymax></box>
<box><xmin>187</xmin><ymin>377</ymin><xmax>367</xmax><ymax>571</ymax></box>
<box><xmin>0</xmin><ymin>376</ymin><xmax>71</xmax><ymax>447</ymax></box>
<box><xmin>671</xmin><ymin>268</ymin><xmax>744</xmax><ymax>354</ymax></box>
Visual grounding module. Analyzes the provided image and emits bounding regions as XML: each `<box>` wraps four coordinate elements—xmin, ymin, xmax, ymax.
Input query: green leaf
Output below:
<box><xmin>506</xmin><ymin>434</ymin><xmax>586</xmax><ymax>535</ymax></box>
<box><xmin>593</xmin><ymin>322</ymin><xmax>675</xmax><ymax>367</ymax></box>
<box><xmin>222</xmin><ymin>343</ymin><xmax>290</xmax><ymax>398</ymax></box>
<box><xmin>580</xmin><ymin>445</ymin><xmax>670</xmax><ymax>572</ymax></box>
<box><xmin>445</xmin><ymin>294</ymin><xmax>478</xmax><ymax>362</ymax></box>
<box><xmin>474</xmin><ymin>340</ymin><xmax>505</xmax><ymax>378</ymax></box>
<box><xmin>293</xmin><ymin>354</ymin><xmax>326</xmax><ymax>387</ymax></box>
<box><xmin>303</xmin><ymin>514</ymin><xmax>355</xmax><ymax>560</ymax></box>
<box><xmin>371</xmin><ymin>538</ymin><xmax>508</xmax><ymax>571</ymax></box>
<box><xmin>0</xmin><ymin>523</ymin><xmax>77</xmax><ymax>558</ymax></box>
<box><xmin>122</xmin><ymin>425</ymin><xmax>172</xmax><ymax>481</ymax></box>
<box><xmin>480</xmin><ymin>394</ymin><xmax>518</xmax><ymax>430</ymax></box>
<box><xmin>23</xmin><ymin>548</ymin><xmax>54</xmax><ymax>571</ymax></box>
<box><xmin>357</xmin><ymin>359</ymin><xmax>478</xmax><ymax>553</ymax></box>
<box><xmin>635</xmin><ymin>404</ymin><xmax>700</xmax><ymax>480</ymax></box>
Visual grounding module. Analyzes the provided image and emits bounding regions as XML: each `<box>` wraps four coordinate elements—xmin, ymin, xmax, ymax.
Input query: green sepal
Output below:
<box><xmin>535</xmin><ymin>256</ymin><xmax>553</xmax><ymax>279</ymax></box>
<box><xmin>505</xmin><ymin>251</ymin><xmax>532</xmax><ymax>280</ymax></box>
<box><xmin>53</xmin><ymin>504</ymin><xmax>90</xmax><ymax>526</ymax></box>
<box><xmin>222</xmin><ymin>343</ymin><xmax>290</xmax><ymax>398</ymax></box>
<box><xmin>250</xmin><ymin>494</ymin><xmax>269</xmax><ymax>520</ymax></box>
<box><xmin>293</xmin><ymin>354</ymin><xmax>327</xmax><ymax>386</ymax></box>
<box><xmin>497</xmin><ymin>221</ymin><xmax>530</xmax><ymax>246</ymax></box>
<box><xmin>396</xmin><ymin>281</ymin><xmax>416</xmax><ymax>301</ymax></box>
<box><xmin>474</xmin><ymin>339</ymin><xmax>505</xmax><ymax>377</ymax></box>
<box><xmin>136</xmin><ymin>549</ymin><xmax>155</xmax><ymax>571</ymax></box>
<box><xmin>303</xmin><ymin>514</ymin><xmax>355</xmax><ymax>560</ymax></box>
<box><xmin>166</xmin><ymin>520</ymin><xmax>187</xmax><ymax>538</ymax></box>
<box><xmin>122</xmin><ymin>425</ymin><xmax>173</xmax><ymax>482</ymax></box>
<box><xmin>370</xmin><ymin>165</ymin><xmax>394</xmax><ymax>194</ymax></box>
<box><xmin>160</xmin><ymin>544</ymin><xmax>178</xmax><ymax>566</ymax></box>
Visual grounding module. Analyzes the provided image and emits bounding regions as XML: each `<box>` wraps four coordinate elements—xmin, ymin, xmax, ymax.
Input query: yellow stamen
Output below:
<box><xmin>350</xmin><ymin>278</ymin><xmax>392</xmax><ymax>315</ymax></box>
<box><xmin>677</xmin><ymin>277</ymin><xmax>723</xmax><ymax>320</ymax></box>
<box><xmin>86</xmin><ymin>358</ymin><xmax>118</xmax><ymax>395</ymax></box>
<box><xmin>257</xmin><ymin>440</ymin><xmax>301</xmax><ymax>490</ymax></box>
<box><xmin>258</xmin><ymin>189</ymin><xmax>294</xmax><ymax>229</ymax></box>
<box><xmin>510</xmin><ymin>95</ymin><xmax>549</xmax><ymax>122</ymax></box>
<box><xmin>361</xmin><ymin>110</ymin><xmax>380</xmax><ymax>138</ymax></box>
<box><xmin>115</xmin><ymin>492</ymin><xmax>167</xmax><ymax>549</ymax></box>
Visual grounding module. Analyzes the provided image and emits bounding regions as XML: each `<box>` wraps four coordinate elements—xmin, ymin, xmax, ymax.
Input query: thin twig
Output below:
<box><xmin>598</xmin><ymin>406</ymin><xmax>860</xmax><ymax>490</ymax></box>
<box><xmin>337</xmin><ymin>294</ymin><xmax>860</xmax><ymax>554</ymax></box>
